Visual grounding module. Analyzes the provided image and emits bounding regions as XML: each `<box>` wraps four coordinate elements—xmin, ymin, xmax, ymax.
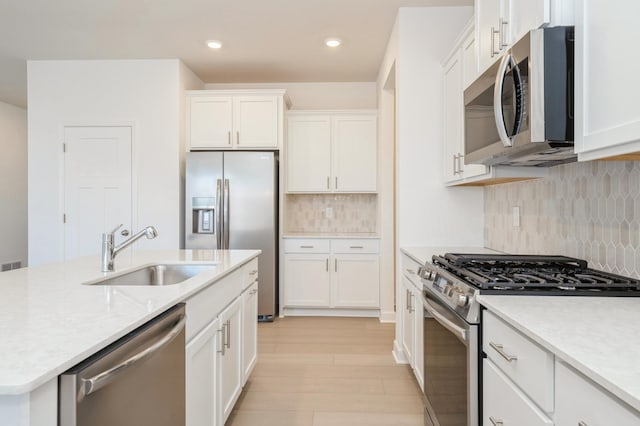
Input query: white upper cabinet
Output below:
<box><xmin>332</xmin><ymin>115</ymin><xmax>377</xmax><ymax>192</ymax></box>
<box><xmin>286</xmin><ymin>115</ymin><xmax>332</xmax><ymax>192</ymax></box>
<box><xmin>186</xmin><ymin>90</ymin><xmax>287</xmax><ymax>150</ymax></box>
<box><xmin>475</xmin><ymin>0</ymin><xmax>574</xmax><ymax>74</ymax></box>
<box><xmin>286</xmin><ymin>111</ymin><xmax>377</xmax><ymax>193</ymax></box>
<box><xmin>575</xmin><ymin>1</ymin><xmax>640</xmax><ymax>161</ymax></box>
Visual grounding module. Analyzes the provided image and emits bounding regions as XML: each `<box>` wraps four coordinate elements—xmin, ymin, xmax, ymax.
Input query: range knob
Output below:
<box><xmin>455</xmin><ymin>293</ymin><xmax>469</xmax><ymax>308</ymax></box>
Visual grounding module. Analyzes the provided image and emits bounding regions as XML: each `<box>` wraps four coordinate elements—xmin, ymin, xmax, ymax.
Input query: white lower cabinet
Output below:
<box><xmin>555</xmin><ymin>361</ymin><xmax>640</xmax><ymax>426</ymax></box>
<box><xmin>219</xmin><ymin>297</ymin><xmax>243</xmax><ymax>424</ymax></box>
<box><xmin>242</xmin><ymin>281</ymin><xmax>258</xmax><ymax>382</ymax></box>
<box><xmin>483</xmin><ymin>309</ymin><xmax>640</xmax><ymax>425</ymax></box>
<box><xmin>185</xmin><ymin>259</ymin><xmax>258</xmax><ymax>426</ymax></box>
<box><xmin>399</xmin><ymin>252</ymin><xmax>424</xmax><ymax>390</ymax></box>
<box><xmin>186</xmin><ymin>318</ymin><xmax>220</xmax><ymax>426</ymax></box>
<box><xmin>283</xmin><ymin>238</ymin><xmax>380</xmax><ymax>314</ymax></box>
<box><xmin>400</xmin><ymin>275</ymin><xmax>415</xmax><ymax>365</ymax></box>
<box><xmin>483</xmin><ymin>359</ymin><xmax>553</xmax><ymax>426</ymax></box>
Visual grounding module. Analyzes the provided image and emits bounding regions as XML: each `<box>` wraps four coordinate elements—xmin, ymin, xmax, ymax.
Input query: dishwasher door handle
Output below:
<box><xmin>80</xmin><ymin>315</ymin><xmax>186</xmax><ymax>399</ymax></box>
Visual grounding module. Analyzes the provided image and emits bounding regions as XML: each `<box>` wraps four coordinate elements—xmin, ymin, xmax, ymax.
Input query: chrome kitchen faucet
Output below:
<box><xmin>101</xmin><ymin>224</ymin><xmax>158</xmax><ymax>272</ymax></box>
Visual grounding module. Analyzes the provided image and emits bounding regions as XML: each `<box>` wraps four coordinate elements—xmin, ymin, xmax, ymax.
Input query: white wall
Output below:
<box><xmin>27</xmin><ymin>59</ymin><xmax>196</xmax><ymax>265</ymax></box>
<box><xmin>395</xmin><ymin>7</ymin><xmax>483</xmax><ymax>247</ymax></box>
<box><xmin>0</xmin><ymin>101</ymin><xmax>27</xmax><ymax>268</ymax></box>
<box><xmin>205</xmin><ymin>82</ymin><xmax>376</xmax><ymax>110</ymax></box>
<box><xmin>376</xmin><ymin>7</ymin><xmax>484</xmax><ymax>333</ymax></box>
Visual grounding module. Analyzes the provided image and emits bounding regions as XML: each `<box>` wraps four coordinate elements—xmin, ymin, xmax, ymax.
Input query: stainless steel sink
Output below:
<box><xmin>85</xmin><ymin>263</ymin><xmax>217</xmax><ymax>286</ymax></box>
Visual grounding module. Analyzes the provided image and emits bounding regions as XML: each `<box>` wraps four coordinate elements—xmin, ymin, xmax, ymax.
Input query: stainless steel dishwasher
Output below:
<box><xmin>59</xmin><ymin>304</ymin><xmax>186</xmax><ymax>426</ymax></box>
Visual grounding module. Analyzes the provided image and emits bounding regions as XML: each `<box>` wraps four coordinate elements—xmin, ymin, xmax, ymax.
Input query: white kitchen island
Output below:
<box><xmin>0</xmin><ymin>249</ymin><xmax>260</xmax><ymax>426</ymax></box>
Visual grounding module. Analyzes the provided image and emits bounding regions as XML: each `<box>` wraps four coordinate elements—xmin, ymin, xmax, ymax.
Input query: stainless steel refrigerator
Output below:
<box><xmin>185</xmin><ymin>151</ymin><xmax>278</xmax><ymax>321</ymax></box>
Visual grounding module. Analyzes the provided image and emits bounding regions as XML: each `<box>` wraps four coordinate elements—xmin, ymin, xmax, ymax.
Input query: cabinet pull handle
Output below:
<box><xmin>335</xmin><ymin>176</ymin><xmax>338</xmax><ymax>189</ymax></box>
<box><xmin>453</xmin><ymin>154</ymin><xmax>457</xmax><ymax>174</ymax></box>
<box><xmin>405</xmin><ymin>289</ymin><xmax>409</xmax><ymax>310</ymax></box>
<box><xmin>227</xmin><ymin>131</ymin><xmax>231</xmax><ymax>145</ymax></box>
<box><xmin>500</xmin><ymin>18</ymin><xmax>509</xmax><ymax>48</ymax></box>
<box><xmin>249</xmin><ymin>269</ymin><xmax>258</xmax><ymax>275</ymax></box>
<box><xmin>350</xmin><ymin>245</ymin><xmax>364</xmax><ymax>249</ymax></box>
<box><xmin>326</xmin><ymin>258</ymin><xmax>329</xmax><ymax>271</ymax></box>
<box><xmin>217</xmin><ymin>324</ymin><xmax>226</xmax><ymax>355</ymax></box>
<box><xmin>300</xmin><ymin>245</ymin><xmax>314</xmax><ymax>249</ymax></box>
<box><xmin>489</xmin><ymin>342</ymin><xmax>518</xmax><ymax>362</ymax></box>
<box><xmin>225</xmin><ymin>319</ymin><xmax>231</xmax><ymax>349</ymax></box>
<box><xmin>491</xmin><ymin>27</ymin><xmax>500</xmax><ymax>57</ymax></box>
<box><xmin>406</xmin><ymin>268</ymin><xmax>415</xmax><ymax>274</ymax></box>
<box><xmin>236</xmin><ymin>131</ymin><xmax>240</xmax><ymax>145</ymax></box>
<box><xmin>489</xmin><ymin>417</ymin><xmax>504</xmax><ymax>426</ymax></box>
<box><xmin>409</xmin><ymin>293</ymin><xmax>414</xmax><ymax>313</ymax></box>
<box><xmin>327</xmin><ymin>176</ymin><xmax>330</xmax><ymax>189</ymax></box>
<box><xmin>334</xmin><ymin>258</ymin><xmax>337</xmax><ymax>272</ymax></box>
<box><xmin>578</xmin><ymin>422</ymin><xmax>588</xmax><ymax>426</ymax></box>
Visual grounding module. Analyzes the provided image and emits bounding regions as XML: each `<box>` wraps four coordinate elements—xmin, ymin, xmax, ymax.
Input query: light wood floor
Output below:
<box><xmin>227</xmin><ymin>316</ymin><xmax>425</xmax><ymax>426</ymax></box>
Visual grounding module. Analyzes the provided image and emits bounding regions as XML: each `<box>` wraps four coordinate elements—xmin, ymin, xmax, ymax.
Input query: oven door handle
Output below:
<box><xmin>422</xmin><ymin>294</ymin><xmax>468</xmax><ymax>343</ymax></box>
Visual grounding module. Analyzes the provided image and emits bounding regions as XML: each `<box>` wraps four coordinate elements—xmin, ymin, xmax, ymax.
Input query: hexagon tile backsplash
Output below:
<box><xmin>484</xmin><ymin>161</ymin><xmax>640</xmax><ymax>279</ymax></box>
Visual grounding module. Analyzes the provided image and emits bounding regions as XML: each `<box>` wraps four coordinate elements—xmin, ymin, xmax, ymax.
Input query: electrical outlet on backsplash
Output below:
<box><xmin>484</xmin><ymin>160</ymin><xmax>640</xmax><ymax>279</ymax></box>
<box><xmin>284</xmin><ymin>194</ymin><xmax>377</xmax><ymax>234</ymax></box>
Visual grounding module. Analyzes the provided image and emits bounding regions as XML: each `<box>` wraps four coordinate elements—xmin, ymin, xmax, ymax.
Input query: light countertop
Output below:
<box><xmin>283</xmin><ymin>233</ymin><xmax>379</xmax><ymax>239</ymax></box>
<box><xmin>0</xmin><ymin>249</ymin><xmax>259</xmax><ymax>395</ymax></box>
<box><xmin>478</xmin><ymin>295</ymin><xmax>640</xmax><ymax>412</ymax></box>
<box><xmin>400</xmin><ymin>246</ymin><xmax>501</xmax><ymax>265</ymax></box>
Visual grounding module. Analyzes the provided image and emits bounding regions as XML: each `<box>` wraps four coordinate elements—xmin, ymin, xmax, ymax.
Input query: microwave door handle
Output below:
<box><xmin>494</xmin><ymin>53</ymin><xmax>515</xmax><ymax>147</ymax></box>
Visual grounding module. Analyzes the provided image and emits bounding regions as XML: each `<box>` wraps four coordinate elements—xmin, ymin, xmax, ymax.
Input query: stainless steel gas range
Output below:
<box><xmin>418</xmin><ymin>253</ymin><xmax>640</xmax><ymax>426</ymax></box>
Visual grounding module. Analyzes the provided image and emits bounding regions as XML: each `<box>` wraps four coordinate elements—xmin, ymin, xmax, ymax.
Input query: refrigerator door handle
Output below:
<box><xmin>223</xmin><ymin>178</ymin><xmax>230</xmax><ymax>249</ymax></box>
<box><xmin>216</xmin><ymin>179</ymin><xmax>223</xmax><ymax>249</ymax></box>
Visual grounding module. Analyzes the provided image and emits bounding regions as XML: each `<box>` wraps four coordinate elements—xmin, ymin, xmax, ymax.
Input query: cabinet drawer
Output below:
<box><xmin>555</xmin><ymin>360</ymin><xmax>640</xmax><ymax>426</ymax></box>
<box><xmin>483</xmin><ymin>311</ymin><xmax>554</xmax><ymax>412</ymax></box>
<box><xmin>284</xmin><ymin>239</ymin><xmax>330</xmax><ymax>253</ymax></box>
<box><xmin>483</xmin><ymin>359</ymin><xmax>553</xmax><ymax>426</ymax></box>
<box><xmin>400</xmin><ymin>253</ymin><xmax>422</xmax><ymax>286</ymax></box>
<box><xmin>243</xmin><ymin>257</ymin><xmax>259</xmax><ymax>287</ymax></box>
<box><xmin>185</xmin><ymin>268</ymin><xmax>243</xmax><ymax>342</ymax></box>
<box><xmin>331</xmin><ymin>239</ymin><xmax>379</xmax><ymax>254</ymax></box>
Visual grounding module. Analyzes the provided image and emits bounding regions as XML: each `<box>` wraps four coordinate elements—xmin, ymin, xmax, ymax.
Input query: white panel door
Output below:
<box><xmin>186</xmin><ymin>318</ymin><xmax>219</xmax><ymax>426</ymax></box>
<box><xmin>332</xmin><ymin>115</ymin><xmax>377</xmax><ymax>192</ymax></box>
<box><xmin>332</xmin><ymin>255</ymin><xmax>380</xmax><ymax>308</ymax></box>
<box><xmin>401</xmin><ymin>276</ymin><xmax>414</xmax><ymax>363</ymax></box>
<box><xmin>242</xmin><ymin>281</ymin><xmax>258</xmax><ymax>383</ymax></box>
<box><xmin>286</xmin><ymin>115</ymin><xmax>332</xmax><ymax>192</ymax></box>
<box><xmin>189</xmin><ymin>96</ymin><xmax>233</xmax><ymax>149</ymax></box>
<box><xmin>444</xmin><ymin>51</ymin><xmax>463</xmax><ymax>183</ymax></box>
<box><xmin>63</xmin><ymin>126</ymin><xmax>131</xmax><ymax>260</ymax></box>
<box><xmin>233</xmin><ymin>96</ymin><xmax>279</xmax><ymax>148</ymax></box>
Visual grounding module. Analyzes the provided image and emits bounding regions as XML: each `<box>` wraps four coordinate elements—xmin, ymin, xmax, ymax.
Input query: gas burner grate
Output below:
<box><xmin>432</xmin><ymin>253</ymin><xmax>640</xmax><ymax>293</ymax></box>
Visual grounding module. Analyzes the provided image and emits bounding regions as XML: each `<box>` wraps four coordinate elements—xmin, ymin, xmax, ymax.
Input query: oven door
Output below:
<box><xmin>422</xmin><ymin>289</ymin><xmax>478</xmax><ymax>426</ymax></box>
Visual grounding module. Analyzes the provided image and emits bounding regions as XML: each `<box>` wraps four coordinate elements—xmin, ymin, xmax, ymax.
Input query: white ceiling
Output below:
<box><xmin>0</xmin><ymin>0</ymin><xmax>472</xmax><ymax>108</ymax></box>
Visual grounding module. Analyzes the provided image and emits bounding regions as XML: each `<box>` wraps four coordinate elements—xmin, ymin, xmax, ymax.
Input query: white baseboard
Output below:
<box><xmin>392</xmin><ymin>339</ymin><xmax>408</xmax><ymax>364</ymax></box>
<box><xmin>378</xmin><ymin>310</ymin><xmax>396</xmax><ymax>323</ymax></box>
<box><xmin>282</xmin><ymin>308</ymin><xmax>380</xmax><ymax>318</ymax></box>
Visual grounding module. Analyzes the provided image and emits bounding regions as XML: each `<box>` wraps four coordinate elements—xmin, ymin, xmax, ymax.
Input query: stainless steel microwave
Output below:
<box><xmin>464</xmin><ymin>26</ymin><xmax>575</xmax><ymax>167</ymax></box>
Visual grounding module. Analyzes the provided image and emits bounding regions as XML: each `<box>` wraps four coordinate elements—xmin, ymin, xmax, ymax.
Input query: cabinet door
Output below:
<box><xmin>332</xmin><ymin>255</ymin><xmax>380</xmax><ymax>308</ymax></box>
<box><xmin>575</xmin><ymin>1</ymin><xmax>640</xmax><ymax>159</ymax></box>
<box><xmin>218</xmin><ymin>297</ymin><xmax>243</xmax><ymax>424</ymax></box>
<box><xmin>483</xmin><ymin>359</ymin><xmax>553</xmax><ymax>426</ymax></box>
<box><xmin>412</xmin><ymin>285</ymin><xmax>424</xmax><ymax>391</ymax></box>
<box><xmin>509</xmin><ymin>0</ymin><xmax>549</xmax><ymax>43</ymax></box>
<box><xmin>186</xmin><ymin>318</ymin><xmax>219</xmax><ymax>426</ymax></box>
<box><xmin>188</xmin><ymin>96</ymin><xmax>233</xmax><ymax>149</ymax></box>
<box><xmin>233</xmin><ymin>96</ymin><xmax>279</xmax><ymax>148</ymax></box>
<box><xmin>476</xmin><ymin>0</ymin><xmax>505</xmax><ymax>74</ymax></box>
<box><xmin>284</xmin><ymin>254</ymin><xmax>331</xmax><ymax>307</ymax></box>
<box><xmin>462</xmin><ymin>29</ymin><xmax>478</xmax><ymax>89</ymax></box>
<box><xmin>401</xmin><ymin>276</ymin><xmax>414</xmax><ymax>363</ymax></box>
<box><xmin>443</xmin><ymin>50</ymin><xmax>463</xmax><ymax>183</ymax></box>
<box><xmin>332</xmin><ymin>115</ymin><xmax>377</xmax><ymax>192</ymax></box>
<box><xmin>242</xmin><ymin>281</ymin><xmax>258</xmax><ymax>383</ymax></box>
<box><xmin>286</xmin><ymin>116</ymin><xmax>332</xmax><ymax>192</ymax></box>
<box><xmin>555</xmin><ymin>361</ymin><xmax>640</xmax><ymax>426</ymax></box>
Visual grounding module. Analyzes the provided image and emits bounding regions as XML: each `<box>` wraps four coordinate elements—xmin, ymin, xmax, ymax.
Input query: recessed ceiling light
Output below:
<box><xmin>325</xmin><ymin>38</ymin><xmax>341</xmax><ymax>48</ymax></box>
<box><xmin>206</xmin><ymin>40</ymin><xmax>223</xmax><ymax>49</ymax></box>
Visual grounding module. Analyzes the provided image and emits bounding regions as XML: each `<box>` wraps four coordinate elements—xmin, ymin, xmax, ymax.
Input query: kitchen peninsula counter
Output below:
<box><xmin>0</xmin><ymin>249</ymin><xmax>259</xmax><ymax>396</ymax></box>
